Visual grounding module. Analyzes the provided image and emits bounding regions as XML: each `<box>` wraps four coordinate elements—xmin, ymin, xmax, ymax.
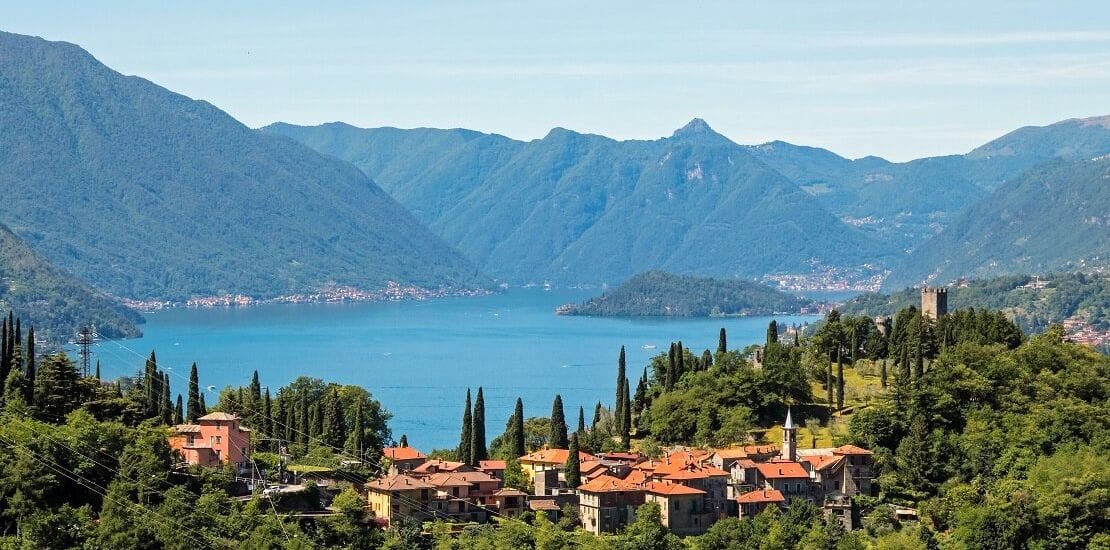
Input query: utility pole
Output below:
<box><xmin>74</xmin><ymin>325</ymin><xmax>97</xmax><ymax>377</ymax></box>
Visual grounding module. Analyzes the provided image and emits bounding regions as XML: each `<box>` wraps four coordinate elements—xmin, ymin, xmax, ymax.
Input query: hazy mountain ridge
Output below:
<box><xmin>265</xmin><ymin>119</ymin><xmax>890</xmax><ymax>286</ymax></box>
<box><xmin>0</xmin><ymin>31</ymin><xmax>487</xmax><ymax>301</ymax></box>
<box><xmin>885</xmin><ymin>158</ymin><xmax>1110</xmax><ymax>289</ymax></box>
<box><xmin>0</xmin><ymin>223</ymin><xmax>142</xmax><ymax>342</ymax></box>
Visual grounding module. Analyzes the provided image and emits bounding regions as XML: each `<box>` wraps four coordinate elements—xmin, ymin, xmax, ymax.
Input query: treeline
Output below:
<box><xmin>843</xmin><ymin>272</ymin><xmax>1110</xmax><ymax>332</ymax></box>
<box><xmin>564</xmin><ymin>270</ymin><xmax>813</xmax><ymax>317</ymax></box>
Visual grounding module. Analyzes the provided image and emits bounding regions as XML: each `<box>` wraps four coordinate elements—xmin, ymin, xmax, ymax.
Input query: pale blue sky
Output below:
<box><xmin>6</xmin><ymin>1</ymin><xmax>1110</xmax><ymax>160</ymax></box>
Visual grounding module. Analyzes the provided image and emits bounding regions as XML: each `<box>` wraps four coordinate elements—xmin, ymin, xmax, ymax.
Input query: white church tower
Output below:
<box><xmin>782</xmin><ymin>408</ymin><xmax>797</xmax><ymax>462</ymax></box>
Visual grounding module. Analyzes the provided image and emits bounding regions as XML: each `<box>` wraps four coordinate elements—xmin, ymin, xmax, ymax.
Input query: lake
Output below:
<box><xmin>88</xmin><ymin>290</ymin><xmax>817</xmax><ymax>450</ymax></box>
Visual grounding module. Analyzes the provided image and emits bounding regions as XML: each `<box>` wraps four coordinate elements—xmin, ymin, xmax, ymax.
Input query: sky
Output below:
<box><xmin>5</xmin><ymin>1</ymin><xmax>1110</xmax><ymax>160</ymax></box>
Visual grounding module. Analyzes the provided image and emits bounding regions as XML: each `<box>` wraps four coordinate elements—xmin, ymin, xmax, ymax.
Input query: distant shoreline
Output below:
<box><xmin>119</xmin><ymin>283</ymin><xmax>495</xmax><ymax>313</ymax></box>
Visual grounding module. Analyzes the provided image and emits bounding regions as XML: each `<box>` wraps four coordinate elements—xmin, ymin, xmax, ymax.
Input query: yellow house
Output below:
<box><xmin>519</xmin><ymin>448</ymin><xmax>596</xmax><ymax>483</ymax></box>
<box><xmin>365</xmin><ymin>474</ymin><xmax>436</xmax><ymax>525</ymax></box>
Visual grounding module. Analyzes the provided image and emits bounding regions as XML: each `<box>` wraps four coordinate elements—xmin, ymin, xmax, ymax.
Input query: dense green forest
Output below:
<box><xmin>843</xmin><ymin>272</ymin><xmax>1110</xmax><ymax>332</ymax></box>
<box><xmin>561</xmin><ymin>271</ymin><xmax>813</xmax><ymax>317</ymax></box>
<box><xmin>0</xmin><ymin>31</ymin><xmax>486</xmax><ymax>301</ymax></box>
<box><xmin>0</xmin><ymin>224</ymin><xmax>141</xmax><ymax>341</ymax></box>
<box><xmin>0</xmin><ymin>299</ymin><xmax>1106</xmax><ymax>548</ymax></box>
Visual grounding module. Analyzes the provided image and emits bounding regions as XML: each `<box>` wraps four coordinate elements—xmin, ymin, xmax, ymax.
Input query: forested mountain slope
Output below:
<box><xmin>0</xmin><ymin>31</ymin><xmax>486</xmax><ymax>301</ymax></box>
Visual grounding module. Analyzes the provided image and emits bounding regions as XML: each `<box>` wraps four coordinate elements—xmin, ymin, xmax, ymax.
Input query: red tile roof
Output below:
<box><xmin>577</xmin><ymin>475</ymin><xmax>641</xmax><ymax>494</ymax></box>
<box><xmin>412</xmin><ymin>459</ymin><xmax>467</xmax><ymax>474</ymax></box>
<box><xmin>529</xmin><ymin>499</ymin><xmax>561</xmax><ymax>511</ymax></box>
<box><xmin>366</xmin><ymin>474</ymin><xmax>435</xmax><ymax>491</ymax></box>
<box><xmin>800</xmin><ymin>455</ymin><xmax>844</xmax><ymax>471</ymax></box>
<box><xmin>755</xmin><ymin>461</ymin><xmax>810</xmax><ymax>479</ymax></box>
<box><xmin>662</xmin><ymin>463</ymin><xmax>730</xmax><ymax>481</ymax></box>
<box><xmin>384</xmin><ymin>446</ymin><xmax>426</xmax><ymax>461</ymax></box>
<box><xmin>711</xmin><ymin>448</ymin><xmax>750</xmax><ymax>460</ymax></box>
<box><xmin>645</xmin><ymin>482</ymin><xmax>705</xmax><ymax>496</ymax></box>
<box><xmin>478</xmin><ymin>460</ymin><xmax>506</xmax><ymax>471</ymax></box>
<box><xmin>624</xmin><ymin>469</ymin><xmax>650</xmax><ymax>485</ymax></box>
<box><xmin>520</xmin><ymin>449</ymin><xmax>596</xmax><ymax>465</ymax></box>
<box><xmin>833</xmin><ymin>445</ymin><xmax>873</xmax><ymax>456</ymax></box>
<box><xmin>736</xmin><ymin>488</ymin><xmax>785</xmax><ymax>504</ymax></box>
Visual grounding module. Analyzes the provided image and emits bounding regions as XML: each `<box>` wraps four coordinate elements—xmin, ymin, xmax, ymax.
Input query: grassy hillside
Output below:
<box><xmin>884</xmin><ymin>159</ymin><xmax>1110</xmax><ymax>290</ymax></box>
<box><xmin>0</xmin><ymin>224</ymin><xmax>141</xmax><ymax>342</ymax></box>
<box><xmin>266</xmin><ymin>119</ymin><xmax>890</xmax><ymax>286</ymax></box>
<box><xmin>561</xmin><ymin>270</ymin><xmax>813</xmax><ymax>317</ymax></box>
<box><xmin>0</xmin><ymin>31</ymin><xmax>487</xmax><ymax>301</ymax></box>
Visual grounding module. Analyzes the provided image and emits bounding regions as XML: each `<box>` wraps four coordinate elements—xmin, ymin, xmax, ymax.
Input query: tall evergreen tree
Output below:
<box><xmin>198</xmin><ymin>392</ymin><xmax>207</xmax><ymax>419</ymax></box>
<box><xmin>549</xmin><ymin>394</ymin><xmax>568</xmax><ymax>448</ymax></box>
<box><xmin>144</xmin><ymin>350</ymin><xmax>158</xmax><ymax>417</ymax></box>
<box><xmin>173</xmin><ymin>395</ymin><xmax>184</xmax><ymax>425</ymax></box>
<box><xmin>398</xmin><ymin>433</ymin><xmax>407</xmax><ymax>448</ymax></box>
<box><xmin>161</xmin><ymin>373</ymin><xmax>173</xmax><ymax>425</ymax></box>
<box><xmin>11</xmin><ymin>321</ymin><xmax>24</xmax><ymax>403</ymax></box>
<box><xmin>577</xmin><ymin>406</ymin><xmax>586</xmax><ymax>434</ymax></box>
<box><xmin>701</xmin><ymin>349</ymin><xmax>713</xmax><ymax>368</ymax></box>
<box><xmin>24</xmin><ymin>326</ymin><xmax>34</xmax><ymax>386</ymax></box>
<box><xmin>632</xmin><ymin>369</ymin><xmax>648</xmax><ymax>418</ymax></box>
<box><xmin>718</xmin><ymin>327</ymin><xmax>727</xmax><ymax>355</ymax></box>
<box><xmin>837</xmin><ymin>355</ymin><xmax>845</xmax><ymax>410</ymax></box>
<box><xmin>511</xmin><ymin>397</ymin><xmax>525</xmax><ymax>458</ymax></box>
<box><xmin>675</xmin><ymin>341</ymin><xmax>685</xmax><ymax>381</ymax></box>
<box><xmin>186</xmin><ymin>363</ymin><xmax>201</xmax><ymax>423</ymax></box>
<box><xmin>665</xmin><ymin>343</ymin><xmax>676</xmax><ymax>391</ymax></box>
<box><xmin>32</xmin><ymin>353</ymin><xmax>80</xmax><ymax>419</ymax></box>
<box><xmin>614</xmin><ymin>346</ymin><xmax>626</xmax><ymax>430</ymax></box>
<box><xmin>766</xmin><ymin>320</ymin><xmax>778</xmax><ymax>346</ymax></box>
<box><xmin>564</xmin><ymin>432</ymin><xmax>581</xmax><ymax>488</ymax></box>
<box><xmin>248</xmin><ymin>370</ymin><xmax>262</xmax><ymax>427</ymax></box>
<box><xmin>323</xmin><ymin>389</ymin><xmax>346</xmax><ymax>448</ymax></box>
<box><xmin>620</xmin><ymin>377</ymin><xmax>632</xmax><ymax>448</ymax></box>
<box><xmin>263</xmin><ymin>388</ymin><xmax>273</xmax><ymax>436</ymax></box>
<box><xmin>298</xmin><ymin>392</ymin><xmax>309</xmax><ymax>447</ymax></box>
<box><xmin>282</xmin><ymin>394</ymin><xmax>295</xmax><ymax>443</ymax></box>
<box><xmin>471</xmin><ymin>387</ymin><xmax>487</xmax><ymax>464</ymax></box>
<box><xmin>313</xmin><ymin>401</ymin><xmax>325</xmax><ymax>440</ymax></box>
<box><xmin>457</xmin><ymin>389</ymin><xmax>472</xmax><ymax>464</ymax></box>
<box><xmin>95</xmin><ymin>360</ymin><xmax>100</xmax><ymax>380</ymax></box>
<box><xmin>349</xmin><ymin>399</ymin><xmax>366</xmax><ymax>458</ymax></box>
<box><xmin>592</xmin><ymin>401</ymin><xmax>603</xmax><ymax>430</ymax></box>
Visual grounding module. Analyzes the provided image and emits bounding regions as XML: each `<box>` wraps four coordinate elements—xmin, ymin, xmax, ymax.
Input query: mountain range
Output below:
<box><xmin>0</xmin><ymin>31</ymin><xmax>485</xmax><ymax>302</ymax></box>
<box><xmin>268</xmin><ymin>115</ymin><xmax>1110</xmax><ymax>290</ymax></box>
<box><xmin>2</xmin><ymin>28</ymin><xmax>1108</xmax><ymax>324</ymax></box>
<box><xmin>264</xmin><ymin>119</ymin><xmax>891</xmax><ymax>285</ymax></box>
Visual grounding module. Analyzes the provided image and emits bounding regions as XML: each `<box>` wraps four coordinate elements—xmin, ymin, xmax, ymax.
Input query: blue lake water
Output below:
<box><xmin>88</xmin><ymin>290</ymin><xmax>816</xmax><ymax>450</ymax></box>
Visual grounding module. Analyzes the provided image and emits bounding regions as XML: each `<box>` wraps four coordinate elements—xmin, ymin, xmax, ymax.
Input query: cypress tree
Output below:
<box><xmin>621</xmin><ymin>377</ymin><xmax>632</xmax><ymax>447</ymax></box>
<box><xmin>881</xmin><ymin>358</ymin><xmax>888</xmax><ymax>389</ymax></box>
<box><xmin>263</xmin><ymin>388</ymin><xmax>273</xmax><ymax>436</ymax></box>
<box><xmin>766</xmin><ymin>320</ymin><xmax>778</xmax><ymax>346</ymax></box>
<box><xmin>718</xmin><ymin>327</ymin><xmax>727</xmax><ymax>354</ymax></box>
<box><xmin>24</xmin><ymin>326</ymin><xmax>34</xmax><ymax>385</ymax></box>
<box><xmin>174</xmin><ymin>395</ymin><xmax>184</xmax><ymax>425</ymax></box>
<box><xmin>550</xmin><ymin>394</ymin><xmax>568</xmax><ymax>448</ymax></box>
<box><xmin>632</xmin><ymin>369</ymin><xmax>648</xmax><ymax>417</ymax></box>
<box><xmin>186</xmin><ymin>363</ymin><xmax>201</xmax><ymax>423</ymax></box>
<box><xmin>249</xmin><ymin>370</ymin><xmax>262</xmax><ymax>427</ymax></box>
<box><xmin>471</xmin><ymin>387</ymin><xmax>487</xmax><ymax>464</ymax></box>
<box><xmin>349</xmin><ymin>399</ymin><xmax>365</xmax><ymax>458</ymax></box>
<box><xmin>577</xmin><ymin>406</ymin><xmax>586</xmax><ymax>434</ymax></box>
<box><xmin>665</xmin><ymin>343</ymin><xmax>676</xmax><ymax>392</ymax></box>
<box><xmin>94</xmin><ymin>360</ymin><xmax>100</xmax><ymax>381</ymax></box>
<box><xmin>457</xmin><ymin>389</ymin><xmax>472</xmax><ymax>464</ymax></box>
<box><xmin>314</xmin><ymin>401</ymin><xmax>324</xmax><ymax>440</ymax></box>
<box><xmin>144</xmin><ymin>351</ymin><xmax>158</xmax><ymax>416</ymax></box>
<box><xmin>676</xmin><ymin>341</ymin><xmax>685</xmax><ymax>381</ymax></box>
<box><xmin>11</xmin><ymin>322</ymin><xmax>24</xmax><ymax>403</ymax></box>
<box><xmin>592</xmin><ymin>401</ymin><xmax>602</xmax><ymax>429</ymax></box>
<box><xmin>161</xmin><ymin>373</ymin><xmax>173</xmax><ymax>425</ymax></box>
<box><xmin>283</xmin><ymin>395</ymin><xmax>295</xmax><ymax>443</ymax></box>
<box><xmin>794</xmin><ymin>329</ymin><xmax>800</xmax><ymax>347</ymax></box>
<box><xmin>564</xmin><ymin>432</ymin><xmax>581</xmax><ymax>488</ymax></box>
<box><xmin>511</xmin><ymin>397</ymin><xmax>525</xmax><ymax>458</ymax></box>
<box><xmin>323</xmin><ymin>390</ymin><xmax>346</xmax><ymax>449</ymax></box>
<box><xmin>198</xmin><ymin>392</ymin><xmax>207</xmax><ymax>418</ymax></box>
<box><xmin>298</xmin><ymin>392</ymin><xmax>309</xmax><ymax>447</ymax></box>
<box><xmin>614</xmin><ymin>346</ymin><xmax>626</xmax><ymax>429</ymax></box>
<box><xmin>398</xmin><ymin>433</ymin><xmax>407</xmax><ymax>448</ymax></box>
<box><xmin>701</xmin><ymin>349</ymin><xmax>712</xmax><ymax>368</ymax></box>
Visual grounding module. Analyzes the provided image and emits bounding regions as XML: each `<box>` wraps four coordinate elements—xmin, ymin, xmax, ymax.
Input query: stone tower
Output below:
<box><xmin>781</xmin><ymin>408</ymin><xmax>797</xmax><ymax>462</ymax></box>
<box><xmin>921</xmin><ymin>287</ymin><xmax>948</xmax><ymax>320</ymax></box>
